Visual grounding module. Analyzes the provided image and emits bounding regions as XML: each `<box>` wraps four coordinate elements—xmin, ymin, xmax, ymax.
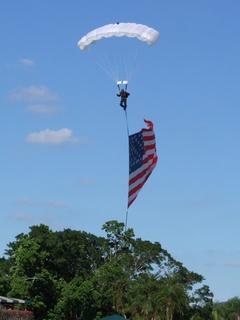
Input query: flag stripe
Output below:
<box><xmin>129</xmin><ymin>150</ymin><xmax>157</xmax><ymax>185</ymax></box>
<box><xmin>128</xmin><ymin>119</ymin><xmax>158</xmax><ymax>208</ymax></box>
<box><xmin>128</xmin><ymin>156</ymin><xmax>157</xmax><ymax>205</ymax></box>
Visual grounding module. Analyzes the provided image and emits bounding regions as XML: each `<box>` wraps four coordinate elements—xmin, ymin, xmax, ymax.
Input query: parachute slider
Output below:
<box><xmin>117</xmin><ymin>80</ymin><xmax>128</xmax><ymax>85</ymax></box>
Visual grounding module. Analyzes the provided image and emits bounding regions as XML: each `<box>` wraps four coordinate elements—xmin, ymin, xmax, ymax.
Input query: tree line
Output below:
<box><xmin>0</xmin><ymin>220</ymin><xmax>239</xmax><ymax>320</ymax></box>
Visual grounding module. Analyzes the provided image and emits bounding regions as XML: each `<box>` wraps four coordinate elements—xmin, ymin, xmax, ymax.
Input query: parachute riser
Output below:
<box><xmin>117</xmin><ymin>80</ymin><xmax>128</xmax><ymax>92</ymax></box>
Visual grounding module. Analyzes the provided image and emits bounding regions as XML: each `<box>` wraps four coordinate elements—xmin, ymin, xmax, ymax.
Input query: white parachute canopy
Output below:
<box><xmin>78</xmin><ymin>23</ymin><xmax>160</xmax><ymax>83</ymax></box>
<box><xmin>78</xmin><ymin>22</ymin><xmax>160</xmax><ymax>51</ymax></box>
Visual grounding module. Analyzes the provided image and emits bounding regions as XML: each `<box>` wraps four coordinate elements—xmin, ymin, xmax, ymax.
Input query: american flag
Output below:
<box><xmin>128</xmin><ymin>119</ymin><xmax>158</xmax><ymax>208</ymax></box>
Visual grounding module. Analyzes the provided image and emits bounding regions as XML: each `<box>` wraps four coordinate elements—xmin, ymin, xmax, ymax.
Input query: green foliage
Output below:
<box><xmin>0</xmin><ymin>257</ymin><xmax>11</xmax><ymax>295</ymax></box>
<box><xmin>52</xmin><ymin>277</ymin><xmax>101</xmax><ymax>320</ymax></box>
<box><xmin>127</xmin><ymin>273</ymin><xmax>163</xmax><ymax>320</ymax></box>
<box><xmin>94</xmin><ymin>261</ymin><xmax>130</xmax><ymax>316</ymax></box>
<box><xmin>213</xmin><ymin>297</ymin><xmax>240</xmax><ymax>320</ymax></box>
<box><xmin>0</xmin><ymin>220</ymin><xmax>217</xmax><ymax>320</ymax></box>
<box><xmin>190</xmin><ymin>285</ymin><xmax>214</xmax><ymax>320</ymax></box>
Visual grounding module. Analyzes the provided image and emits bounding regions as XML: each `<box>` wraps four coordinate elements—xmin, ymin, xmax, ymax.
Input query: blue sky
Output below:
<box><xmin>1</xmin><ymin>1</ymin><xmax>240</xmax><ymax>302</ymax></box>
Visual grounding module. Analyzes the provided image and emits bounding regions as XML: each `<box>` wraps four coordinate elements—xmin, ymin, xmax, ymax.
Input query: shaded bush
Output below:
<box><xmin>0</xmin><ymin>310</ymin><xmax>34</xmax><ymax>320</ymax></box>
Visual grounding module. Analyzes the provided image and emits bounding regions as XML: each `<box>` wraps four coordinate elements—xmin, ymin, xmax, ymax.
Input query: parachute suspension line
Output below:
<box><xmin>118</xmin><ymin>36</ymin><xmax>128</xmax><ymax>82</ymax></box>
<box><xmin>124</xmin><ymin>109</ymin><xmax>130</xmax><ymax>233</ymax></box>
<box><xmin>95</xmin><ymin>59</ymin><xmax>118</xmax><ymax>83</ymax></box>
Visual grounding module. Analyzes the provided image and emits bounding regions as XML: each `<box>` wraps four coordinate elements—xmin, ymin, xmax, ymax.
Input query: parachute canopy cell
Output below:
<box><xmin>78</xmin><ymin>22</ymin><xmax>160</xmax><ymax>51</ymax></box>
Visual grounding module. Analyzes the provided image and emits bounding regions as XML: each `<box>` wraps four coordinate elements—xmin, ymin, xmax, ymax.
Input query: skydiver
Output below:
<box><xmin>117</xmin><ymin>89</ymin><xmax>130</xmax><ymax>111</ymax></box>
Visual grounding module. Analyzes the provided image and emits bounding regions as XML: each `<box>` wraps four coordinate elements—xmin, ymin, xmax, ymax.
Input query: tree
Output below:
<box><xmin>53</xmin><ymin>276</ymin><xmax>101</xmax><ymax>320</ymax></box>
<box><xmin>0</xmin><ymin>221</ymin><xmax>214</xmax><ymax>320</ymax></box>
<box><xmin>128</xmin><ymin>273</ymin><xmax>163</xmax><ymax>320</ymax></box>
<box><xmin>0</xmin><ymin>257</ymin><xmax>12</xmax><ymax>295</ymax></box>
<box><xmin>190</xmin><ymin>285</ymin><xmax>213</xmax><ymax>320</ymax></box>
<box><xmin>157</xmin><ymin>273</ymin><xmax>190</xmax><ymax>320</ymax></box>
<box><xmin>213</xmin><ymin>297</ymin><xmax>240</xmax><ymax>320</ymax></box>
<box><xmin>101</xmin><ymin>220</ymin><xmax>134</xmax><ymax>263</ymax></box>
<box><xmin>93</xmin><ymin>261</ymin><xmax>130</xmax><ymax>317</ymax></box>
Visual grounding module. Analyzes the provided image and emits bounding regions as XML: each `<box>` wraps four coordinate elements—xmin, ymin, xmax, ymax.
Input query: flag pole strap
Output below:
<box><xmin>125</xmin><ymin>209</ymin><xmax>129</xmax><ymax>233</ymax></box>
<box><xmin>125</xmin><ymin>110</ymin><xmax>130</xmax><ymax>232</ymax></box>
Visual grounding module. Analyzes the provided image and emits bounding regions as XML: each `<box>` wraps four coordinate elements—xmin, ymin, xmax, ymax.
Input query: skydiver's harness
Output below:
<box><xmin>116</xmin><ymin>80</ymin><xmax>129</xmax><ymax>134</ymax></box>
<box><xmin>117</xmin><ymin>80</ymin><xmax>129</xmax><ymax>110</ymax></box>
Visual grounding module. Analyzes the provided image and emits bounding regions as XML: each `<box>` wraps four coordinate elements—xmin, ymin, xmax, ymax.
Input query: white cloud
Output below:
<box><xmin>20</xmin><ymin>58</ymin><xmax>36</xmax><ymax>67</ymax></box>
<box><xmin>46</xmin><ymin>201</ymin><xmax>66</xmax><ymax>207</ymax></box>
<box><xmin>14</xmin><ymin>212</ymin><xmax>34</xmax><ymax>222</ymax></box>
<box><xmin>16</xmin><ymin>197</ymin><xmax>33</xmax><ymax>204</ymax></box>
<box><xmin>78</xmin><ymin>178</ymin><xmax>96</xmax><ymax>185</ymax></box>
<box><xmin>26</xmin><ymin>104</ymin><xmax>62</xmax><ymax>114</ymax></box>
<box><xmin>225</xmin><ymin>262</ymin><xmax>240</xmax><ymax>268</ymax></box>
<box><xmin>16</xmin><ymin>197</ymin><xmax>66</xmax><ymax>207</ymax></box>
<box><xmin>26</xmin><ymin>128</ymin><xmax>79</xmax><ymax>145</ymax></box>
<box><xmin>9</xmin><ymin>85</ymin><xmax>60</xmax><ymax>102</ymax></box>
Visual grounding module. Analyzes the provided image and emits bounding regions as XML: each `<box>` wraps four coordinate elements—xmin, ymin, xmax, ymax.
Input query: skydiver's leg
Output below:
<box><xmin>120</xmin><ymin>99</ymin><xmax>124</xmax><ymax>108</ymax></box>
